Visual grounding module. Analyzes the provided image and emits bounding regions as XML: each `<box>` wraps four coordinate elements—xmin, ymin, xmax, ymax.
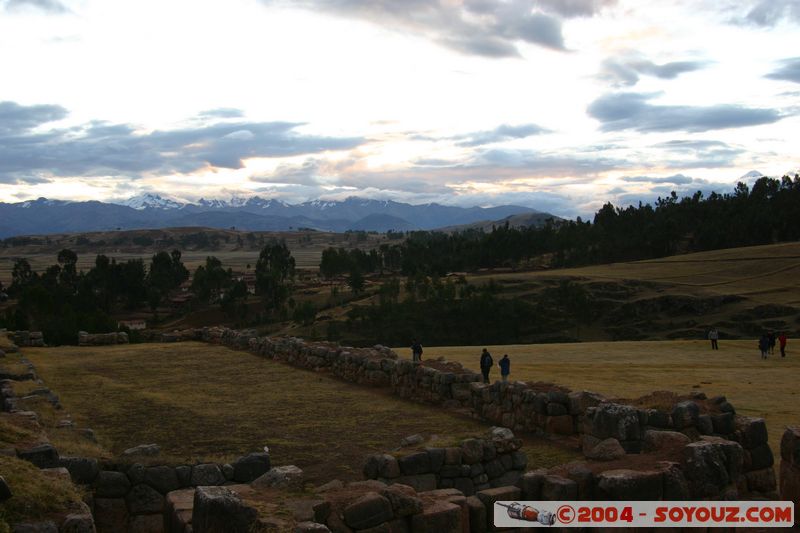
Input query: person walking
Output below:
<box><xmin>708</xmin><ymin>327</ymin><xmax>719</xmax><ymax>350</ymax></box>
<box><xmin>768</xmin><ymin>331</ymin><xmax>776</xmax><ymax>355</ymax></box>
<box><xmin>759</xmin><ymin>333</ymin><xmax>769</xmax><ymax>359</ymax></box>
<box><xmin>499</xmin><ymin>354</ymin><xmax>511</xmax><ymax>383</ymax></box>
<box><xmin>779</xmin><ymin>332</ymin><xmax>788</xmax><ymax>358</ymax></box>
<box><xmin>411</xmin><ymin>339</ymin><xmax>423</xmax><ymax>363</ymax></box>
<box><xmin>479</xmin><ymin>348</ymin><xmax>493</xmax><ymax>384</ymax></box>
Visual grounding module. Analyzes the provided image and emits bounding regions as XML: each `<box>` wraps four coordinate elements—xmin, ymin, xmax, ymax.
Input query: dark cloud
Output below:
<box><xmin>3</xmin><ymin>0</ymin><xmax>69</xmax><ymax>13</ymax></box>
<box><xmin>744</xmin><ymin>0</ymin><xmax>800</xmax><ymax>26</ymax></box>
<box><xmin>587</xmin><ymin>92</ymin><xmax>784</xmax><ymax>133</ymax></box>
<box><xmin>654</xmin><ymin>139</ymin><xmax>744</xmax><ymax>168</ymax></box>
<box><xmin>599</xmin><ymin>55</ymin><xmax>711</xmax><ymax>87</ymax></box>
<box><xmin>262</xmin><ymin>0</ymin><xmax>567</xmax><ymax>57</ymax></box>
<box><xmin>767</xmin><ymin>57</ymin><xmax>800</xmax><ymax>83</ymax></box>
<box><xmin>454</xmin><ymin>123</ymin><xmax>550</xmax><ymax>147</ymax></box>
<box><xmin>0</xmin><ymin>101</ymin><xmax>68</xmax><ymax>135</ymax></box>
<box><xmin>0</xmin><ymin>101</ymin><xmax>364</xmax><ymax>182</ymax></box>
<box><xmin>621</xmin><ymin>173</ymin><xmax>694</xmax><ymax>185</ymax></box>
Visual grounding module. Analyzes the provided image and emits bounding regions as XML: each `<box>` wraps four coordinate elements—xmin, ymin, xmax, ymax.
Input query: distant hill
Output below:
<box><xmin>0</xmin><ymin>194</ymin><xmax>544</xmax><ymax>238</ymax></box>
<box><xmin>438</xmin><ymin>211</ymin><xmax>560</xmax><ymax>233</ymax></box>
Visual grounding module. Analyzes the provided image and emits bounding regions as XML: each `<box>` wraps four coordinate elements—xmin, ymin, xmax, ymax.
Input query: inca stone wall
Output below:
<box><xmin>179</xmin><ymin>326</ymin><xmax>776</xmax><ymax>497</ymax></box>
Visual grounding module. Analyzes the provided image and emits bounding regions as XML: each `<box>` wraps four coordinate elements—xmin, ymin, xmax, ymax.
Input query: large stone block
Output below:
<box><xmin>735</xmin><ymin>417</ymin><xmax>768</xmax><ymax>449</ymax></box>
<box><xmin>17</xmin><ymin>443</ymin><xmax>59</xmax><ymax>468</ymax></box>
<box><xmin>126</xmin><ymin>483</ymin><xmax>164</xmax><ymax>515</ymax></box>
<box><xmin>343</xmin><ymin>492</ymin><xmax>394</xmax><ymax>530</ymax></box>
<box><xmin>94</xmin><ymin>498</ymin><xmax>129</xmax><ymax>533</ymax></box>
<box><xmin>711</xmin><ymin>413</ymin><xmax>735</xmax><ymax>435</ymax></box>
<box><xmin>642</xmin><ymin>430</ymin><xmax>691</xmax><ymax>452</ymax></box>
<box><xmin>364</xmin><ymin>454</ymin><xmax>400</xmax><ymax>479</ymax></box>
<box><xmin>595</xmin><ymin>469</ymin><xmax>663</xmax><ymax>500</ymax></box>
<box><xmin>190</xmin><ymin>464</ymin><xmax>225</xmax><ymax>486</ymax></box>
<box><xmin>58</xmin><ymin>456</ymin><xmax>99</xmax><ymax>485</ymax></box>
<box><xmin>166</xmin><ymin>488</ymin><xmax>194</xmax><ymax>533</ymax></box>
<box><xmin>585</xmin><ymin>437</ymin><xmax>626</xmax><ymax>461</ymax></box>
<box><xmin>682</xmin><ymin>441</ymin><xmax>733</xmax><ymax>498</ymax></box>
<box><xmin>545</xmin><ymin>415</ymin><xmax>574</xmax><ymax>435</ymax></box>
<box><xmin>399</xmin><ymin>452</ymin><xmax>431</xmax><ymax>476</ymax></box>
<box><xmin>425</xmin><ymin>448</ymin><xmax>445</xmax><ymax>473</ymax></box>
<box><xmin>410</xmin><ymin>501</ymin><xmax>462</xmax><ymax>533</ymax></box>
<box><xmin>591</xmin><ymin>403</ymin><xmax>640</xmax><ymax>441</ymax></box>
<box><xmin>746</xmin><ymin>467</ymin><xmax>777</xmax><ymax>493</ymax></box>
<box><xmin>671</xmin><ymin>401</ymin><xmax>699</xmax><ymax>430</ymax></box>
<box><xmin>748</xmin><ymin>443</ymin><xmax>775</xmax><ymax>470</ymax></box>
<box><xmin>145</xmin><ymin>465</ymin><xmax>180</xmax><ymax>494</ymax></box>
<box><xmin>460</xmin><ymin>439</ymin><xmax>483</xmax><ymax>465</ymax></box>
<box><xmin>93</xmin><ymin>471</ymin><xmax>131</xmax><ymax>498</ymax></box>
<box><xmin>780</xmin><ymin>461</ymin><xmax>800</xmax><ymax>526</ymax></box>
<box><xmin>540</xmin><ymin>475</ymin><xmax>577</xmax><ymax>501</ymax></box>
<box><xmin>192</xmin><ymin>486</ymin><xmax>258</xmax><ymax>533</ymax></box>
<box><xmin>781</xmin><ymin>427</ymin><xmax>800</xmax><ymax>465</ymax></box>
<box><xmin>128</xmin><ymin>513</ymin><xmax>164</xmax><ymax>533</ymax></box>
<box><xmin>232</xmin><ymin>452</ymin><xmax>271</xmax><ymax>483</ymax></box>
<box><xmin>380</xmin><ymin>484</ymin><xmax>423</xmax><ymax>517</ymax></box>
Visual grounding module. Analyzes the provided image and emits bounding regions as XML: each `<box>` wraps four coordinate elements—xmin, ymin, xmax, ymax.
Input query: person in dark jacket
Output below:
<box><xmin>768</xmin><ymin>331</ymin><xmax>776</xmax><ymax>355</ymax></box>
<box><xmin>411</xmin><ymin>339</ymin><xmax>423</xmax><ymax>363</ymax></box>
<box><xmin>479</xmin><ymin>348</ymin><xmax>493</xmax><ymax>384</ymax></box>
<box><xmin>759</xmin><ymin>334</ymin><xmax>769</xmax><ymax>359</ymax></box>
<box><xmin>779</xmin><ymin>333</ymin><xmax>788</xmax><ymax>358</ymax></box>
<box><xmin>499</xmin><ymin>354</ymin><xmax>511</xmax><ymax>382</ymax></box>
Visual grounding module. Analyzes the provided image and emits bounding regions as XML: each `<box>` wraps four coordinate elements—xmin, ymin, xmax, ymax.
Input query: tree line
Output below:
<box><xmin>319</xmin><ymin>176</ymin><xmax>800</xmax><ymax>277</ymax></box>
<box><xmin>0</xmin><ymin>241</ymin><xmax>297</xmax><ymax>345</ymax></box>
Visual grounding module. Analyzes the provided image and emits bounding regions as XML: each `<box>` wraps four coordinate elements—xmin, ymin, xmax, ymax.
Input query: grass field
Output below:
<box><xmin>22</xmin><ymin>342</ymin><xmax>576</xmax><ymax>482</ymax></box>
<box><xmin>400</xmin><ymin>339</ymin><xmax>799</xmax><ymax>461</ymax></box>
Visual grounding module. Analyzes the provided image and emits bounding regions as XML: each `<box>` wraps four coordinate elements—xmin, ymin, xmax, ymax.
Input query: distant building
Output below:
<box><xmin>118</xmin><ymin>319</ymin><xmax>146</xmax><ymax>330</ymax></box>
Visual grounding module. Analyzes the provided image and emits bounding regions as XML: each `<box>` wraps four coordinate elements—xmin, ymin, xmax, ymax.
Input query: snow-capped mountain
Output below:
<box><xmin>117</xmin><ymin>193</ymin><xmax>184</xmax><ymax>210</ymax></box>
<box><xmin>0</xmin><ymin>194</ymin><xmax>546</xmax><ymax>238</ymax></box>
<box><xmin>740</xmin><ymin>170</ymin><xmax>763</xmax><ymax>180</ymax></box>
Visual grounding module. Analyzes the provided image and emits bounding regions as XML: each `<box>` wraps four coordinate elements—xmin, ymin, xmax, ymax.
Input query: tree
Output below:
<box><xmin>347</xmin><ymin>265</ymin><xmax>365</xmax><ymax>294</ymax></box>
<box><xmin>255</xmin><ymin>241</ymin><xmax>295</xmax><ymax>314</ymax></box>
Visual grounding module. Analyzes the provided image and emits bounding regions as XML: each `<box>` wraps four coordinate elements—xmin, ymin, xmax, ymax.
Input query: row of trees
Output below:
<box><xmin>1</xmin><ymin>240</ymin><xmax>298</xmax><ymax>344</ymax></box>
<box><xmin>336</xmin><ymin>176</ymin><xmax>800</xmax><ymax>276</ymax></box>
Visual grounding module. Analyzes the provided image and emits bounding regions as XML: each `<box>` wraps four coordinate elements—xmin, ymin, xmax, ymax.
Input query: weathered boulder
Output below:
<box><xmin>166</xmin><ymin>488</ymin><xmax>194</xmax><ymax>533</ymax></box>
<box><xmin>121</xmin><ymin>443</ymin><xmax>160</xmax><ymax>458</ymax></box>
<box><xmin>252</xmin><ymin>465</ymin><xmax>304</xmax><ymax>489</ymax></box>
<box><xmin>591</xmin><ymin>403</ymin><xmax>640</xmax><ymax>441</ymax></box>
<box><xmin>145</xmin><ymin>465</ymin><xmax>179</xmax><ymax>494</ymax></box>
<box><xmin>460</xmin><ymin>439</ymin><xmax>483</xmax><ymax>465</ymax></box>
<box><xmin>595</xmin><ymin>469</ymin><xmax>663</xmax><ymax>500</ymax></box>
<box><xmin>399</xmin><ymin>452</ymin><xmax>431</xmax><ymax>476</ymax></box>
<box><xmin>128</xmin><ymin>514</ymin><xmax>163</xmax><ymax>533</ymax></box>
<box><xmin>295</xmin><ymin>522</ymin><xmax>331</xmax><ymax>533</ymax></box>
<box><xmin>682</xmin><ymin>440</ymin><xmax>737</xmax><ymax>498</ymax></box>
<box><xmin>659</xmin><ymin>461</ymin><xmax>690</xmax><ymax>500</ymax></box>
<box><xmin>735</xmin><ymin>417</ymin><xmax>768</xmax><ymax>449</ymax></box>
<box><xmin>380</xmin><ymin>484</ymin><xmax>423</xmax><ymax>517</ymax></box>
<box><xmin>58</xmin><ymin>456</ymin><xmax>99</xmax><ymax>485</ymax></box>
<box><xmin>393</xmin><ymin>474</ymin><xmax>437</xmax><ymax>492</ymax></box>
<box><xmin>585</xmin><ymin>437</ymin><xmax>626</xmax><ymax>461</ymax></box>
<box><xmin>642</xmin><ymin>430</ymin><xmax>691</xmax><ymax>452</ymax></box>
<box><xmin>93</xmin><ymin>498</ymin><xmax>128</xmax><ymax>532</ymax></box>
<box><xmin>192</xmin><ymin>486</ymin><xmax>259</xmax><ymax>533</ymax></box>
<box><xmin>410</xmin><ymin>501</ymin><xmax>462</xmax><ymax>533</ymax></box>
<box><xmin>343</xmin><ymin>492</ymin><xmax>394</xmax><ymax>530</ymax></box>
<box><xmin>191</xmin><ymin>464</ymin><xmax>225</xmax><ymax>486</ymax></box>
<box><xmin>364</xmin><ymin>454</ymin><xmax>400</xmax><ymax>479</ymax></box>
<box><xmin>60</xmin><ymin>510</ymin><xmax>95</xmax><ymax>533</ymax></box>
<box><xmin>746</xmin><ymin>467</ymin><xmax>777</xmax><ymax>493</ymax></box>
<box><xmin>232</xmin><ymin>452</ymin><xmax>271</xmax><ymax>483</ymax></box>
<box><xmin>17</xmin><ymin>443</ymin><xmax>59</xmax><ymax>468</ymax></box>
<box><xmin>671</xmin><ymin>401</ymin><xmax>700</xmax><ymax>429</ymax></box>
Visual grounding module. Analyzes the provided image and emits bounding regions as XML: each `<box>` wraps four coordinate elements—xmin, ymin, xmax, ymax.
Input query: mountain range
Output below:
<box><xmin>0</xmin><ymin>194</ymin><xmax>554</xmax><ymax>238</ymax></box>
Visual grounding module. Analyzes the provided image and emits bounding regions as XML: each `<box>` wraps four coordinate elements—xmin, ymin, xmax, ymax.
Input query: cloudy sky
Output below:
<box><xmin>1</xmin><ymin>0</ymin><xmax>798</xmax><ymax>217</ymax></box>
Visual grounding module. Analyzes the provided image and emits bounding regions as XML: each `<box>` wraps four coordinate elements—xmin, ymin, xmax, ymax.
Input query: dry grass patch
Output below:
<box><xmin>406</xmin><ymin>339</ymin><xmax>800</xmax><ymax>461</ymax></box>
<box><xmin>23</xmin><ymin>343</ymin><xmax>575</xmax><ymax>482</ymax></box>
<box><xmin>0</xmin><ymin>456</ymin><xmax>86</xmax><ymax>526</ymax></box>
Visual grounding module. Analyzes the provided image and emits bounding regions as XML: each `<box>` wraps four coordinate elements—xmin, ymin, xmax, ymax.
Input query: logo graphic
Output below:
<box><xmin>497</xmin><ymin>502</ymin><xmax>556</xmax><ymax>525</ymax></box>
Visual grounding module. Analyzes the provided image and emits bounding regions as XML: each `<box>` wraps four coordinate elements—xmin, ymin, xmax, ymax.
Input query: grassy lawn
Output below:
<box><xmin>23</xmin><ymin>342</ymin><xmax>575</xmax><ymax>482</ymax></box>
<box><xmin>403</xmin><ymin>339</ymin><xmax>799</xmax><ymax>461</ymax></box>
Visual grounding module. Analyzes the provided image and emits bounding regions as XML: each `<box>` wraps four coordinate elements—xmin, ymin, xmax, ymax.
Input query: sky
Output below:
<box><xmin>0</xmin><ymin>0</ymin><xmax>798</xmax><ymax>218</ymax></box>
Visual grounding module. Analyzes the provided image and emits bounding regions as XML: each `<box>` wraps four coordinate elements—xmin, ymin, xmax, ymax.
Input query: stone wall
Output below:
<box><xmin>8</xmin><ymin>330</ymin><xmax>45</xmax><ymax>347</ymax></box>
<box><xmin>363</xmin><ymin>428</ymin><xmax>527</xmax><ymax>496</ymax></box>
<box><xmin>780</xmin><ymin>426</ymin><xmax>800</xmax><ymax>527</ymax></box>
<box><xmin>78</xmin><ymin>330</ymin><xmax>129</xmax><ymax>346</ymax></box>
